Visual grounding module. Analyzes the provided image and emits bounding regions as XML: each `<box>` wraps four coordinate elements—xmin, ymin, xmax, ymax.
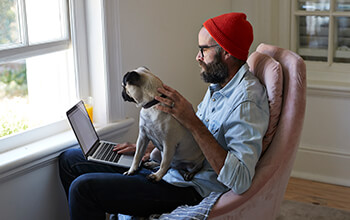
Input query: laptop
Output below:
<box><xmin>66</xmin><ymin>100</ymin><xmax>133</xmax><ymax>168</ymax></box>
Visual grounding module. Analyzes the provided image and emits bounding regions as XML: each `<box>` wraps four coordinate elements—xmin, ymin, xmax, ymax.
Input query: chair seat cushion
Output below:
<box><xmin>247</xmin><ymin>52</ymin><xmax>283</xmax><ymax>153</ymax></box>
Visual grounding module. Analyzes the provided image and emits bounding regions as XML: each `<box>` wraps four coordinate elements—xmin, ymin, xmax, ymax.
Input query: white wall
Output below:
<box><xmin>0</xmin><ymin>159</ymin><xmax>70</xmax><ymax>220</ymax></box>
<box><xmin>294</xmin><ymin>91</ymin><xmax>350</xmax><ymax>186</ymax></box>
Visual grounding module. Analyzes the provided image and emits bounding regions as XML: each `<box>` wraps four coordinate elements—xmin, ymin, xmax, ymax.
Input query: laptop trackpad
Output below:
<box><xmin>119</xmin><ymin>155</ymin><xmax>134</xmax><ymax>167</ymax></box>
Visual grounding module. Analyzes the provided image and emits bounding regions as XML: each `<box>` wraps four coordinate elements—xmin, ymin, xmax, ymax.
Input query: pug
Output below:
<box><xmin>122</xmin><ymin>66</ymin><xmax>205</xmax><ymax>181</ymax></box>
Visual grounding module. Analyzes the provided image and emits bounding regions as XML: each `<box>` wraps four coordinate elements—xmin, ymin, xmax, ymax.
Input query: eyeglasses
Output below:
<box><xmin>198</xmin><ymin>44</ymin><xmax>219</xmax><ymax>57</ymax></box>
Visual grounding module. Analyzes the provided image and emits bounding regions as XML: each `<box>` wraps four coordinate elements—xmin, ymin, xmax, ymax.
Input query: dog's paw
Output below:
<box><xmin>146</xmin><ymin>173</ymin><xmax>162</xmax><ymax>182</ymax></box>
<box><xmin>123</xmin><ymin>169</ymin><xmax>135</xmax><ymax>176</ymax></box>
<box><xmin>183</xmin><ymin>172</ymin><xmax>195</xmax><ymax>181</ymax></box>
<box><xmin>179</xmin><ymin>170</ymin><xmax>195</xmax><ymax>181</ymax></box>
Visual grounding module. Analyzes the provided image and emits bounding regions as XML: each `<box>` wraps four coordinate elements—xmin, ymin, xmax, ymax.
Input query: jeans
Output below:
<box><xmin>58</xmin><ymin>147</ymin><xmax>202</xmax><ymax>220</ymax></box>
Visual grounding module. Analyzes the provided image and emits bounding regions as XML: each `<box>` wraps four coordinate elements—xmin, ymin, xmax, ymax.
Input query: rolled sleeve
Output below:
<box><xmin>217</xmin><ymin>151</ymin><xmax>252</xmax><ymax>194</ymax></box>
<box><xmin>217</xmin><ymin>101</ymin><xmax>268</xmax><ymax>194</ymax></box>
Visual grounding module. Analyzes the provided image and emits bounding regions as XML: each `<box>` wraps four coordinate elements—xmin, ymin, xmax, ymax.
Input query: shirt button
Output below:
<box><xmin>206</xmin><ymin>119</ymin><xmax>209</xmax><ymax>122</ymax></box>
<box><xmin>212</xmin><ymin>98</ymin><xmax>216</xmax><ymax>102</ymax></box>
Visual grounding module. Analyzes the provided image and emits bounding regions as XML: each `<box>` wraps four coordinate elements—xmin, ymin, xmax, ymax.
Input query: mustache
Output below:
<box><xmin>198</xmin><ymin>60</ymin><xmax>207</xmax><ymax>70</ymax></box>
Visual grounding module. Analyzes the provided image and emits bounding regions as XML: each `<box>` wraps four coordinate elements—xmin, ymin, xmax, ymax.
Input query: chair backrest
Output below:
<box><xmin>257</xmin><ymin>43</ymin><xmax>306</xmax><ymax>159</ymax></box>
<box><xmin>209</xmin><ymin>44</ymin><xmax>306</xmax><ymax>219</ymax></box>
<box><xmin>247</xmin><ymin>51</ymin><xmax>283</xmax><ymax>153</ymax></box>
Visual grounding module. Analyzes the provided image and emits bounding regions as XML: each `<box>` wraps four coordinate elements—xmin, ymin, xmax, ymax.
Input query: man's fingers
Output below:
<box><xmin>155</xmin><ymin>95</ymin><xmax>174</xmax><ymax>107</ymax></box>
<box><xmin>158</xmin><ymin>85</ymin><xmax>179</xmax><ymax>101</ymax></box>
<box><xmin>113</xmin><ymin>143</ymin><xmax>127</xmax><ymax>151</ymax></box>
<box><xmin>113</xmin><ymin>143</ymin><xmax>136</xmax><ymax>153</ymax></box>
<box><xmin>163</xmin><ymin>84</ymin><xmax>176</xmax><ymax>92</ymax></box>
<box><xmin>117</xmin><ymin>147</ymin><xmax>134</xmax><ymax>154</ymax></box>
<box><xmin>157</xmin><ymin>87</ymin><xmax>172</xmax><ymax>97</ymax></box>
<box><xmin>156</xmin><ymin>104</ymin><xmax>174</xmax><ymax>114</ymax></box>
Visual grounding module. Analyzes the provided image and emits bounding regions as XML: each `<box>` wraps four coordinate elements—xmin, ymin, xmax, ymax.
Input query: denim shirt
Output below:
<box><xmin>162</xmin><ymin>64</ymin><xmax>269</xmax><ymax>197</ymax></box>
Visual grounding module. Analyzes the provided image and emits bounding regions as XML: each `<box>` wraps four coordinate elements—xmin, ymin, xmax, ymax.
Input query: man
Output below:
<box><xmin>59</xmin><ymin>12</ymin><xmax>269</xmax><ymax>219</ymax></box>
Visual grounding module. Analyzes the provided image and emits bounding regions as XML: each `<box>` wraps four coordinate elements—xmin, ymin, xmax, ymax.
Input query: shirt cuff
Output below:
<box><xmin>217</xmin><ymin>151</ymin><xmax>251</xmax><ymax>194</ymax></box>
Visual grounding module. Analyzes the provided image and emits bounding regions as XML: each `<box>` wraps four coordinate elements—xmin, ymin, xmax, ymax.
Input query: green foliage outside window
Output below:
<box><xmin>0</xmin><ymin>64</ymin><xmax>28</xmax><ymax>138</ymax></box>
<box><xmin>0</xmin><ymin>0</ymin><xmax>17</xmax><ymax>45</ymax></box>
<box><xmin>0</xmin><ymin>64</ymin><xmax>27</xmax><ymax>98</ymax></box>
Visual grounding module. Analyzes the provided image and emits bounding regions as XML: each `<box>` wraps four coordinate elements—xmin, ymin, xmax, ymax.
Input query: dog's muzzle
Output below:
<box><xmin>122</xmin><ymin>85</ymin><xmax>136</xmax><ymax>103</ymax></box>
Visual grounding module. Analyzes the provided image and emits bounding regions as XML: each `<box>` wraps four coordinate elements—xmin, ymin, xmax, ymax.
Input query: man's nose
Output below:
<box><xmin>196</xmin><ymin>51</ymin><xmax>203</xmax><ymax>62</ymax></box>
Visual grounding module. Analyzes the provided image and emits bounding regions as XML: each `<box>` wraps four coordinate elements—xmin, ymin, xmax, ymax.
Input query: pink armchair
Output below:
<box><xmin>209</xmin><ymin>43</ymin><xmax>307</xmax><ymax>219</ymax></box>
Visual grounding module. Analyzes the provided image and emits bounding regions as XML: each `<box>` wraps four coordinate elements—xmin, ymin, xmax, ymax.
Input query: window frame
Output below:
<box><xmin>0</xmin><ymin>0</ymin><xmax>126</xmax><ymax>152</ymax></box>
<box><xmin>290</xmin><ymin>0</ymin><xmax>350</xmax><ymax>95</ymax></box>
<box><xmin>0</xmin><ymin>0</ymin><xmax>89</xmax><ymax>153</ymax></box>
<box><xmin>0</xmin><ymin>0</ymin><xmax>71</xmax><ymax>63</ymax></box>
<box><xmin>0</xmin><ymin>40</ymin><xmax>70</xmax><ymax>63</ymax></box>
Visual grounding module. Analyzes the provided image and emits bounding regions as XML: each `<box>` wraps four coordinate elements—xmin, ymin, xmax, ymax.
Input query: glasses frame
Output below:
<box><xmin>198</xmin><ymin>44</ymin><xmax>219</xmax><ymax>57</ymax></box>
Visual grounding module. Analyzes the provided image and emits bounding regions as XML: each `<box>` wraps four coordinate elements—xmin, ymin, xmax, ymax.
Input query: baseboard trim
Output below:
<box><xmin>291</xmin><ymin>144</ymin><xmax>350</xmax><ymax>187</ymax></box>
<box><xmin>299</xmin><ymin>144</ymin><xmax>350</xmax><ymax>157</ymax></box>
<box><xmin>291</xmin><ymin>171</ymin><xmax>350</xmax><ymax>187</ymax></box>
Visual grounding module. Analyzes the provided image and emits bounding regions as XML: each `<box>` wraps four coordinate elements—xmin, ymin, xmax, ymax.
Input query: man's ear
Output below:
<box><xmin>223</xmin><ymin>50</ymin><xmax>231</xmax><ymax>60</ymax></box>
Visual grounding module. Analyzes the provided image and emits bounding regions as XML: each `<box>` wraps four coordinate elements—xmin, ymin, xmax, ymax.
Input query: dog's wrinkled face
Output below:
<box><xmin>122</xmin><ymin>66</ymin><xmax>162</xmax><ymax>107</ymax></box>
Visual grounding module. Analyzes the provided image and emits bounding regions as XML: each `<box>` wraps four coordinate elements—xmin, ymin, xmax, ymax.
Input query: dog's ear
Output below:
<box><xmin>123</xmin><ymin>71</ymin><xmax>141</xmax><ymax>86</ymax></box>
<box><xmin>141</xmin><ymin>66</ymin><xmax>150</xmax><ymax>71</ymax></box>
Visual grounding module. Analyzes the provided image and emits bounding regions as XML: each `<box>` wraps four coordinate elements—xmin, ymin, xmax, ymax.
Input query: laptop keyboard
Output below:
<box><xmin>94</xmin><ymin>143</ymin><xmax>122</xmax><ymax>163</ymax></box>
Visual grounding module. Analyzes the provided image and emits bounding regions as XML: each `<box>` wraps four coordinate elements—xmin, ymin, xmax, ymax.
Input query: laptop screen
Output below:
<box><xmin>67</xmin><ymin>101</ymin><xmax>98</xmax><ymax>154</ymax></box>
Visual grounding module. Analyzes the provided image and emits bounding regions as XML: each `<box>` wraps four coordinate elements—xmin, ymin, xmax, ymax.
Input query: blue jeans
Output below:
<box><xmin>58</xmin><ymin>147</ymin><xmax>202</xmax><ymax>220</ymax></box>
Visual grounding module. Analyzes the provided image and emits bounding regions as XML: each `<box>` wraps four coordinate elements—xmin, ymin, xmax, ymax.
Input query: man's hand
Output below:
<box><xmin>155</xmin><ymin>84</ymin><xmax>197</xmax><ymax>131</ymax></box>
<box><xmin>113</xmin><ymin>142</ymin><xmax>136</xmax><ymax>154</ymax></box>
<box><xmin>113</xmin><ymin>142</ymin><xmax>155</xmax><ymax>162</ymax></box>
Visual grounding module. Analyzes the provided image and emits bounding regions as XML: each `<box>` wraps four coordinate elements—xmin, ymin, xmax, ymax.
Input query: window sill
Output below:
<box><xmin>306</xmin><ymin>66</ymin><xmax>350</xmax><ymax>98</ymax></box>
<box><xmin>0</xmin><ymin>118</ymin><xmax>134</xmax><ymax>181</ymax></box>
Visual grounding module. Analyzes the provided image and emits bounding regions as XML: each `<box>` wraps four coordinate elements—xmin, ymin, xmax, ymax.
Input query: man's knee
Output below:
<box><xmin>69</xmin><ymin>174</ymin><xmax>93</xmax><ymax>200</ymax></box>
<box><xmin>58</xmin><ymin>150</ymin><xmax>69</xmax><ymax>169</ymax></box>
<box><xmin>59</xmin><ymin>148</ymin><xmax>81</xmax><ymax>169</ymax></box>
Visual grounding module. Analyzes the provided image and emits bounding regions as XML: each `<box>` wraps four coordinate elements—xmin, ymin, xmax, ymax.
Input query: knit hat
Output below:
<box><xmin>203</xmin><ymin>12</ymin><xmax>253</xmax><ymax>61</ymax></box>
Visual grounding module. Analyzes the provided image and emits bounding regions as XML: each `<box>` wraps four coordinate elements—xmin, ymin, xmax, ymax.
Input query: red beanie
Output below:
<box><xmin>203</xmin><ymin>12</ymin><xmax>253</xmax><ymax>61</ymax></box>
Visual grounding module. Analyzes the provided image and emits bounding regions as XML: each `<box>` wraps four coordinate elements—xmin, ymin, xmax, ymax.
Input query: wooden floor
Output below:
<box><xmin>284</xmin><ymin>177</ymin><xmax>350</xmax><ymax>211</ymax></box>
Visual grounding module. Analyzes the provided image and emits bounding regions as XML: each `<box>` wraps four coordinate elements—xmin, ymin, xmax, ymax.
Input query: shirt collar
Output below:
<box><xmin>209</xmin><ymin>63</ymin><xmax>249</xmax><ymax>97</ymax></box>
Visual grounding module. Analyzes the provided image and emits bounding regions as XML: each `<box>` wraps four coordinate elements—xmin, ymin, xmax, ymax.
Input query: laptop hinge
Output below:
<box><xmin>87</xmin><ymin>141</ymin><xmax>100</xmax><ymax>157</ymax></box>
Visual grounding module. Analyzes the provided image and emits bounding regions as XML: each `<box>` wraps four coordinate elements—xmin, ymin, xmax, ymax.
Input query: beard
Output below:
<box><xmin>199</xmin><ymin>53</ymin><xmax>229</xmax><ymax>84</ymax></box>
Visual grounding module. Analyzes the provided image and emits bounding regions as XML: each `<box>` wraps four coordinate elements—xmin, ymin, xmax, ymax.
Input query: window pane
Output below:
<box><xmin>26</xmin><ymin>0</ymin><xmax>68</xmax><ymax>44</ymax></box>
<box><xmin>334</xmin><ymin>17</ymin><xmax>350</xmax><ymax>62</ymax></box>
<box><xmin>298</xmin><ymin>0</ymin><xmax>330</xmax><ymax>11</ymax></box>
<box><xmin>0</xmin><ymin>0</ymin><xmax>21</xmax><ymax>49</ymax></box>
<box><xmin>0</xmin><ymin>60</ymin><xmax>28</xmax><ymax>137</ymax></box>
<box><xmin>336</xmin><ymin>0</ymin><xmax>350</xmax><ymax>11</ymax></box>
<box><xmin>26</xmin><ymin>50</ymin><xmax>76</xmax><ymax>127</ymax></box>
<box><xmin>0</xmin><ymin>49</ymin><xmax>76</xmax><ymax>138</ymax></box>
<box><xmin>298</xmin><ymin>16</ymin><xmax>329</xmax><ymax>61</ymax></box>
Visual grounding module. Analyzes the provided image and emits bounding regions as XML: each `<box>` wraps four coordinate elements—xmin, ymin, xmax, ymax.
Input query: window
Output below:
<box><xmin>0</xmin><ymin>0</ymin><xmax>77</xmax><ymax>141</ymax></box>
<box><xmin>292</xmin><ymin>0</ymin><xmax>350</xmax><ymax>65</ymax></box>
